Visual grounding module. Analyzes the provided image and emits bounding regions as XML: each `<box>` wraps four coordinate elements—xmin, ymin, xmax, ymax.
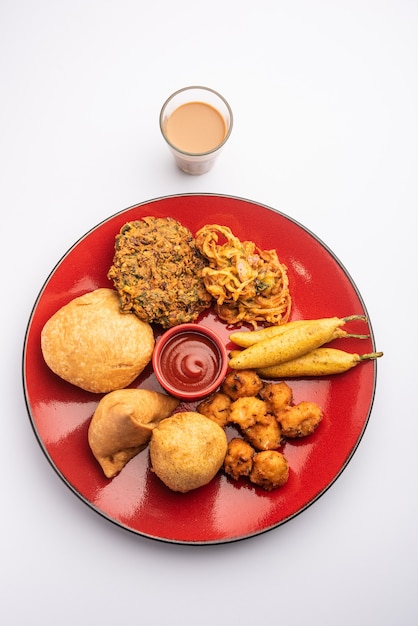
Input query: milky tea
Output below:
<box><xmin>165</xmin><ymin>101</ymin><xmax>227</xmax><ymax>154</ymax></box>
<box><xmin>160</xmin><ymin>87</ymin><xmax>233</xmax><ymax>175</ymax></box>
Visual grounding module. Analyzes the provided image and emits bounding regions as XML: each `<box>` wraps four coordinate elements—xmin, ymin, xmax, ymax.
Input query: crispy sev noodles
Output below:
<box><xmin>195</xmin><ymin>224</ymin><xmax>291</xmax><ymax>327</ymax></box>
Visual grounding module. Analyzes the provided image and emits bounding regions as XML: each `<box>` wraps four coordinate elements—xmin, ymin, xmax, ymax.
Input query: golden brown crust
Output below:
<box><xmin>88</xmin><ymin>389</ymin><xmax>179</xmax><ymax>478</ymax></box>
<box><xmin>196</xmin><ymin>392</ymin><xmax>232</xmax><ymax>427</ymax></box>
<box><xmin>221</xmin><ymin>369</ymin><xmax>263</xmax><ymax>400</ymax></box>
<box><xmin>243</xmin><ymin>413</ymin><xmax>283</xmax><ymax>451</ymax></box>
<box><xmin>41</xmin><ymin>288</ymin><xmax>154</xmax><ymax>393</ymax></box>
<box><xmin>277</xmin><ymin>401</ymin><xmax>323</xmax><ymax>438</ymax></box>
<box><xmin>108</xmin><ymin>217</ymin><xmax>212</xmax><ymax>328</ymax></box>
<box><xmin>149</xmin><ymin>412</ymin><xmax>228</xmax><ymax>492</ymax></box>
<box><xmin>223</xmin><ymin>438</ymin><xmax>255</xmax><ymax>480</ymax></box>
<box><xmin>249</xmin><ymin>450</ymin><xmax>289</xmax><ymax>490</ymax></box>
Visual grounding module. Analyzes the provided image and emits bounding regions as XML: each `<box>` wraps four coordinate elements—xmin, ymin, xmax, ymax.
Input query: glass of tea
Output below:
<box><xmin>159</xmin><ymin>86</ymin><xmax>233</xmax><ymax>175</ymax></box>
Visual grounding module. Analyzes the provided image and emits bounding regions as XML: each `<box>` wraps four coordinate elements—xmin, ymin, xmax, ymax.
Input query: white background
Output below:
<box><xmin>1</xmin><ymin>1</ymin><xmax>417</xmax><ymax>624</ymax></box>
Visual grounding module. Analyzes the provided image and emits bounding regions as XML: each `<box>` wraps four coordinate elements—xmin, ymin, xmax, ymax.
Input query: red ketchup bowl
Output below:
<box><xmin>152</xmin><ymin>323</ymin><xmax>229</xmax><ymax>401</ymax></box>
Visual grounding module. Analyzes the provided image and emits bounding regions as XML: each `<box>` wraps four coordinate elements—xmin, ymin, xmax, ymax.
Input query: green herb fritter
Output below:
<box><xmin>108</xmin><ymin>217</ymin><xmax>213</xmax><ymax>328</ymax></box>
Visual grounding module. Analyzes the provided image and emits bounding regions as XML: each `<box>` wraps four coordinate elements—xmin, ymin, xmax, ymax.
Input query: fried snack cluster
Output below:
<box><xmin>197</xmin><ymin>370</ymin><xmax>323</xmax><ymax>491</ymax></box>
<box><xmin>108</xmin><ymin>217</ymin><xmax>212</xmax><ymax>328</ymax></box>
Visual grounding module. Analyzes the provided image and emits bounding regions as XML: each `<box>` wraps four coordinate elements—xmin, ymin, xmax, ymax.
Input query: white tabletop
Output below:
<box><xmin>2</xmin><ymin>1</ymin><xmax>417</xmax><ymax>624</ymax></box>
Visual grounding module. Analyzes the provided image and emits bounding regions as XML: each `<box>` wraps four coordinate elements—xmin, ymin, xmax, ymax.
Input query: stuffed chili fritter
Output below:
<box><xmin>108</xmin><ymin>217</ymin><xmax>212</xmax><ymax>328</ymax></box>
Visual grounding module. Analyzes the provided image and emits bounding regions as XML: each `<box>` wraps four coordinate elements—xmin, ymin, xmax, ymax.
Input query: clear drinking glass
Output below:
<box><xmin>159</xmin><ymin>86</ymin><xmax>233</xmax><ymax>175</ymax></box>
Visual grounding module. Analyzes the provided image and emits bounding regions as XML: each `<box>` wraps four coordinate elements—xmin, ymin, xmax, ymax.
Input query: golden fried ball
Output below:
<box><xmin>149</xmin><ymin>412</ymin><xmax>228</xmax><ymax>493</ymax></box>
<box><xmin>243</xmin><ymin>413</ymin><xmax>283</xmax><ymax>451</ymax></box>
<box><xmin>228</xmin><ymin>396</ymin><xmax>269</xmax><ymax>430</ymax></box>
<box><xmin>277</xmin><ymin>401</ymin><xmax>323</xmax><ymax>438</ymax></box>
<box><xmin>197</xmin><ymin>392</ymin><xmax>232</xmax><ymax>428</ymax></box>
<box><xmin>224</xmin><ymin>438</ymin><xmax>255</xmax><ymax>480</ymax></box>
<box><xmin>249</xmin><ymin>450</ymin><xmax>289</xmax><ymax>491</ymax></box>
<box><xmin>259</xmin><ymin>381</ymin><xmax>293</xmax><ymax>415</ymax></box>
<box><xmin>221</xmin><ymin>369</ymin><xmax>263</xmax><ymax>400</ymax></box>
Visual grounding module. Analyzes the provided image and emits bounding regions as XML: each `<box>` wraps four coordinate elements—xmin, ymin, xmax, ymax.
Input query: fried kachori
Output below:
<box><xmin>41</xmin><ymin>288</ymin><xmax>154</xmax><ymax>393</ymax></box>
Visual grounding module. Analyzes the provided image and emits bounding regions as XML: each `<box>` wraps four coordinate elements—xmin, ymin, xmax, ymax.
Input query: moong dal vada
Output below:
<box><xmin>249</xmin><ymin>450</ymin><xmax>289</xmax><ymax>491</ymax></box>
<box><xmin>149</xmin><ymin>412</ymin><xmax>228</xmax><ymax>493</ymax></box>
<box><xmin>41</xmin><ymin>288</ymin><xmax>154</xmax><ymax>393</ymax></box>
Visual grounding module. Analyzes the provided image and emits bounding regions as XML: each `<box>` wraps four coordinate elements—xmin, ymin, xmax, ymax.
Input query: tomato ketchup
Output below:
<box><xmin>152</xmin><ymin>324</ymin><xmax>228</xmax><ymax>400</ymax></box>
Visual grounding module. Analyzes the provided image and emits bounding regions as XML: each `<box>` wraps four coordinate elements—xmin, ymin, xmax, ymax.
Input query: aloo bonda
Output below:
<box><xmin>150</xmin><ymin>412</ymin><xmax>228</xmax><ymax>492</ymax></box>
<box><xmin>41</xmin><ymin>288</ymin><xmax>154</xmax><ymax>393</ymax></box>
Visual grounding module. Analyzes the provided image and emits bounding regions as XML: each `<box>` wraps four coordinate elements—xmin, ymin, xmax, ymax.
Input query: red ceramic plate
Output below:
<box><xmin>23</xmin><ymin>194</ymin><xmax>378</xmax><ymax>544</ymax></box>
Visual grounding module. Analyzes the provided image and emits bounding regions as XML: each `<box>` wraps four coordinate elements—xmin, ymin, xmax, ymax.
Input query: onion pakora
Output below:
<box><xmin>195</xmin><ymin>224</ymin><xmax>291</xmax><ymax>327</ymax></box>
<box><xmin>108</xmin><ymin>217</ymin><xmax>212</xmax><ymax>328</ymax></box>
